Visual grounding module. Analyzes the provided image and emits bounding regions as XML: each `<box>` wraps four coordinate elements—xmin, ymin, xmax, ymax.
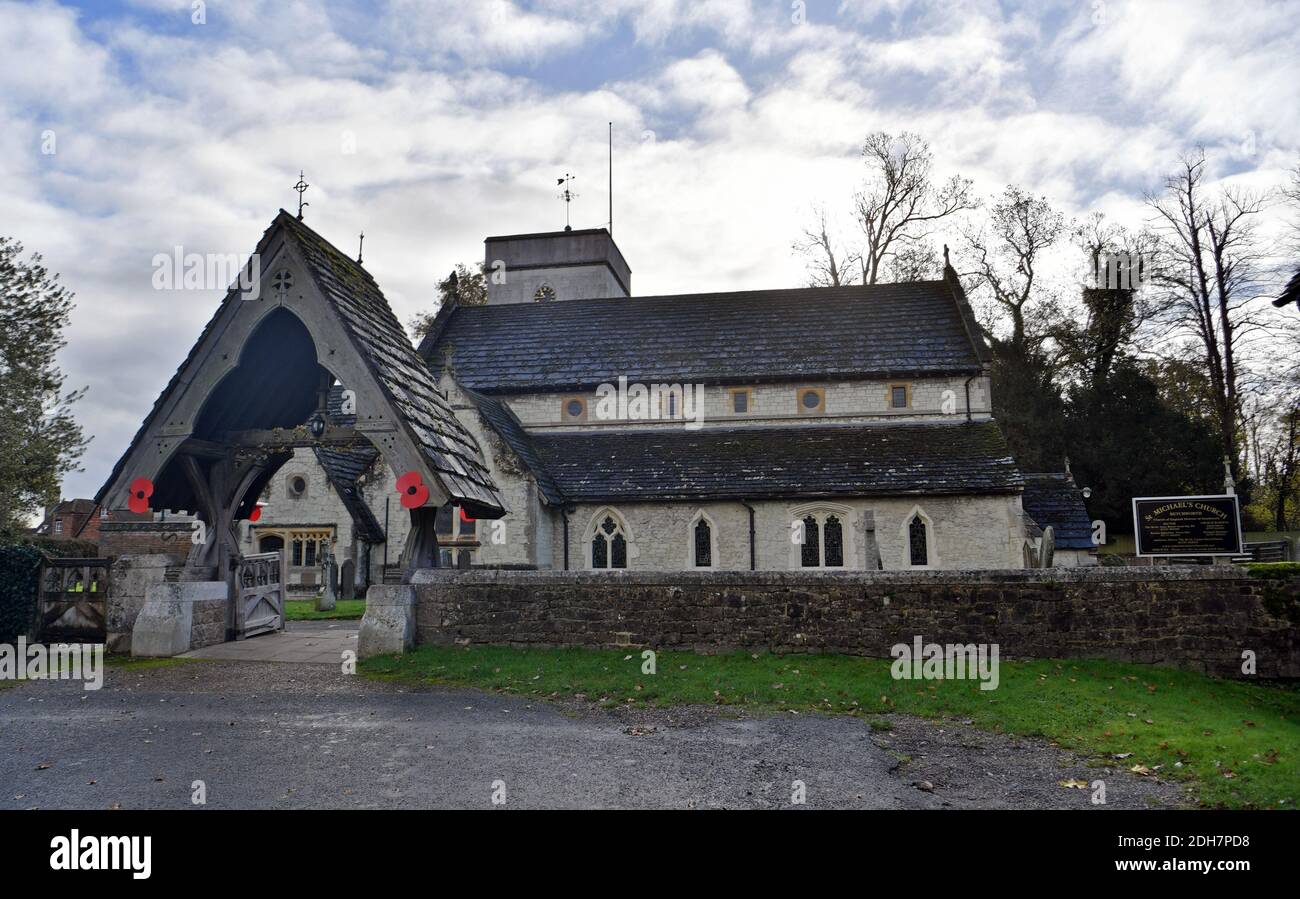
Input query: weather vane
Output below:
<box><xmin>357</xmin><ymin>230</ymin><xmax>364</xmax><ymax>265</ymax></box>
<box><xmin>557</xmin><ymin>173</ymin><xmax>577</xmax><ymax>231</ymax></box>
<box><xmin>293</xmin><ymin>170</ymin><xmax>310</xmax><ymax>221</ymax></box>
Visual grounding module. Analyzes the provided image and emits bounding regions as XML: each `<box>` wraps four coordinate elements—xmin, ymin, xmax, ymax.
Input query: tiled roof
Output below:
<box><xmin>283</xmin><ymin>214</ymin><xmax>504</xmax><ymax>517</ymax></box>
<box><xmin>1021</xmin><ymin>472</ymin><xmax>1094</xmax><ymax>550</ymax></box>
<box><xmin>426</xmin><ymin>281</ymin><xmax>987</xmax><ymax>394</ymax></box>
<box><xmin>487</xmin><ymin>420</ymin><xmax>1022</xmax><ymax>502</ymax></box>
<box><xmin>312</xmin><ymin>447</ymin><xmax>386</xmax><ymax>543</ymax></box>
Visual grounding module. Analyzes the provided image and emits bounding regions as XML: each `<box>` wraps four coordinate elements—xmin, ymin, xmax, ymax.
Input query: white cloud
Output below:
<box><xmin>1</xmin><ymin>0</ymin><xmax>1296</xmax><ymax>501</ymax></box>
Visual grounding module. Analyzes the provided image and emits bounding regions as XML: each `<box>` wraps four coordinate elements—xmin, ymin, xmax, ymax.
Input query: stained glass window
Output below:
<box><xmin>801</xmin><ymin>515</ymin><xmax>819</xmax><ymax>567</ymax></box>
<box><xmin>611</xmin><ymin>533</ymin><xmax>627</xmax><ymax>568</ymax></box>
<box><xmin>824</xmin><ymin>515</ymin><xmax>844</xmax><ymax>566</ymax></box>
<box><xmin>694</xmin><ymin>518</ymin><xmax>712</xmax><ymax>567</ymax></box>
<box><xmin>909</xmin><ymin>515</ymin><xmax>928</xmax><ymax>566</ymax></box>
<box><xmin>592</xmin><ymin>533</ymin><xmax>608</xmax><ymax>568</ymax></box>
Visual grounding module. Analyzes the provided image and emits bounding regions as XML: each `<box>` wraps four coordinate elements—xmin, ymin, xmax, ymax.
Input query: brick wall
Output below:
<box><xmin>411</xmin><ymin>567</ymin><xmax>1300</xmax><ymax>679</ymax></box>
<box><xmin>99</xmin><ymin>521</ymin><xmax>194</xmax><ymax>557</ymax></box>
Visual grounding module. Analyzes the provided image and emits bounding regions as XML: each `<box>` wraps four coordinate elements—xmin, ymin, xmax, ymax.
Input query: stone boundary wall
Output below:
<box><xmin>411</xmin><ymin>568</ymin><xmax>1300</xmax><ymax>678</ymax></box>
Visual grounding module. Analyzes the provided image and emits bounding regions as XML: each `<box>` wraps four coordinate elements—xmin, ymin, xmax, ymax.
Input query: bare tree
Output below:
<box><xmin>961</xmin><ymin>185</ymin><xmax>1067</xmax><ymax>356</ymax></box>
<box><xmin>1146</xmin><ymin>149</ymin><xmax>1273</xmax><ymax>485</ymax></box>
<box><xmin>854</xmin><ymin>132</ymin><xmax>977</xmax><ymax>284</ymax></box>
<box><xmin>792</xmin><ymin>205</ymin><xmax>859</xmax><ymax>287</ymax></box>
<box><xmin>795</xmin><ymin>132</ymin><xmax>974</xmax><ymax>286</ymax></box>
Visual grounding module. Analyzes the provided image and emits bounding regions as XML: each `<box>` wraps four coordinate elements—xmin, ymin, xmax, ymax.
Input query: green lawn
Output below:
<box><xmin>285</xmin><ymin>599</ymin><xmax>366</xmax><ymax>621</ymax></box>
<box><xmin>361</xmin><ymin>645</ymin><xmax>1300</xmax><ymax>809</ymax></box>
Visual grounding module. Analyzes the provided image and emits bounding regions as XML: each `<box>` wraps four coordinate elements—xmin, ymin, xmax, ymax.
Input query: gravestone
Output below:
<box><xmin>316</xmin><ymin>552</ymin><xmax>338</xmax><ymax>612</ymax></box>
<box><xmin>340</xmin><ymin>559</ymin><xmax>355</xmax><ymax>600</ymax></box>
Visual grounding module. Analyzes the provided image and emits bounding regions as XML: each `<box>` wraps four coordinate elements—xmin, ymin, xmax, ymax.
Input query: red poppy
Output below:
<box><xmin>396</xmin><ymin>471</ymin><xmax>430</xmax><ymax>509</ymax></box>
<box><xmin>128</xmin><ymin>477</ymin><xmax>154</xmax><ymax>514</ymax></box>
<box><xmin>459</xmin><ymin>507</ymin><xmax>476</xmax><ymax>524</ymax></box>
<box><xmin>249</xmin><ymin>505</ymin><xmax>263</xmax><ymax>522</ymax></box>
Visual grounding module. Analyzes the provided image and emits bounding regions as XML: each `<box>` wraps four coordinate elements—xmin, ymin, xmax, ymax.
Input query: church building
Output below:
<box><xmin>239</xmin><ymin>220</ymin><xmax>1092</xmax><ymax>583</ymax></box>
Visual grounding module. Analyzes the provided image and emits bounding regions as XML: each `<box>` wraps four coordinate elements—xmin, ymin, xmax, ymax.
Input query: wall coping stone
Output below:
<box><xmin>411</xmin><ymin>566</ymin><xmax>1250</xmax><ymax>587</ymax></box>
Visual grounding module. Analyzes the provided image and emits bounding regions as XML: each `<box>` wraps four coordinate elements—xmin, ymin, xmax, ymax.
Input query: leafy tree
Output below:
<box><xmin>410</xmin><ymin>261</ymin><xmax>488</xmax><ymax>338</ymax></box>
<box><xmin>0</xmin><ymin>238</ymin><xmax>88</xmax><ymax>535</ymax></box>
<box><xmin>1065</xmin><ymin>361</ymin><xmax>1224</xmax><ymax>534</ymax></box>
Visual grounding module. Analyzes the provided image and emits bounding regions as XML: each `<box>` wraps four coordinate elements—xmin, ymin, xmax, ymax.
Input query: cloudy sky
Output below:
<box><xmin>3</xmin><ymin>0</ymin><xmax>1298</xmax><ymax>501</ymax></box>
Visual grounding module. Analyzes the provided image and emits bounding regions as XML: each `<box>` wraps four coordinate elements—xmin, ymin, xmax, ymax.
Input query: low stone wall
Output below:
<box><xmin>106</xmin><ymin>554</ymin><xmax>183</xmax><ymax>652</ymax></box>
<box><xmin>411</xmin><ymin>568</ymin><xmax>1300</xmax><ymax>679</ymax></box>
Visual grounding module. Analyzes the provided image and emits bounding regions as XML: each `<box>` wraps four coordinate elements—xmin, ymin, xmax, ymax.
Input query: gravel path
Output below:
<box><xmin>0</xmin><ymin>660</ymin><xmax>1192</xmax><ymax>810</ymax></box>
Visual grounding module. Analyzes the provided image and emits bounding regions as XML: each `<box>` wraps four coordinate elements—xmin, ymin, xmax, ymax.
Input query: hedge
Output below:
<box><xmin>0</xmin><ymin>536</ymin><xmax>101</xmax><ymax>643</ymax></box>
<box><xmin>0</xmin><ymin>544</ymin><xmax>42</xmax><ymax>643</ymax></box>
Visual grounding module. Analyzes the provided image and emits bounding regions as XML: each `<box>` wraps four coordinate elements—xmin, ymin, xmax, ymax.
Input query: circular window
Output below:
<box><xmin>801</xmin><ymin>390</ymin><xmax>821</xmax><ymax>409</ymax></box>
<box><xmin>566</xmin><ymin>399</ymin><xmax>584</xmax><ymax>418</ymax></box>
<box><xmin>289</xmin><ymin>476</ymin><xmax>307</xmax><ymax>497</ymax></box>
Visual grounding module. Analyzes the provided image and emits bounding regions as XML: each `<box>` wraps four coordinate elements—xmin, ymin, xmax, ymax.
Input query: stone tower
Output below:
<box><xmin>483</xmin><ymin>228</ymin><xmax>631</xmax><ymax>305</ymax></box>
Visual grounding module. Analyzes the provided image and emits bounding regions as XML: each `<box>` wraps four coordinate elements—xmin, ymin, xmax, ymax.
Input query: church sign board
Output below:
<box><xmin>1131</xmin><ymin>495</ymin><xmax>1243</xmax><ymax>557</ymax></box>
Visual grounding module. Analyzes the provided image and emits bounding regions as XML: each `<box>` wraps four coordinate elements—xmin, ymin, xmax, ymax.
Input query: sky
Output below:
<box><xmin>2</xmin><ymin>0</ymin><xmax>1298</xmax><ymax>502</ymax></box>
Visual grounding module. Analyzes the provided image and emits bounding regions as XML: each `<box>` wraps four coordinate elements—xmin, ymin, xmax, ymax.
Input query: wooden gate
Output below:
<box><xmin>235</xmin><ymin>551</ymin><xmax>285</xmax><ymax>638</ymax></box>
<box><xmin>38</xmin><ymin>558</ymin><xmax>110</xmax><ymax>642</ymax></box>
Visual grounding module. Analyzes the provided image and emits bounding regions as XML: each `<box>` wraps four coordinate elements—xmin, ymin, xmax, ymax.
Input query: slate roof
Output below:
<box><xmin>1020</xmin><ymin>472</ymin><xmax>1094</xmax><ymax>550</ymax></box>
<box><xmin>425</xmin><ymin>281</ymin><xmax>988</xmax><ymax>394</ymax></box>
<box><xmin>461</xmin><ymin>389</ymin><xmax>564</xmax><ymax>505</ymax></box>
<box><xmin>312</xmin><ymin>447</ymin><xmax>386</xmax><ymax>542</ymax></box>
<box><xmin>282</xmin><ymin>214</ymin><xmax>504</xmax><ymax>517</ymax></box>
<box><xmin>477</xmin><ymin>420</ymin><xmax>1021</xmax><ymax>502</ymax></box>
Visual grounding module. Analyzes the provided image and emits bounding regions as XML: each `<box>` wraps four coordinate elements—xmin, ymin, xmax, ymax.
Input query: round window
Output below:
<box><xmin>566</xmin><ymin>399</ymin><xmax>584</xmax><ymax>418</ymax></box>
<box><xmin>290</xmin><ymin>476</ymin><xmax>307</xmax><ymax>495</ymax></box>
<box><xmin>801</xmin><ymin>390</ymin><xmax>821</xmax><ymax>409</ymax></box>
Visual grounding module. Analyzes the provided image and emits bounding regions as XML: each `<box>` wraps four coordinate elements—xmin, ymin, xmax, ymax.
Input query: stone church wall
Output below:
<box><xmin>411</xmin><ymin>567</ymin><xmax>1300</xmax><ymax>679</ymax></box>
<box><xmin>503</xmin><ymin>375</ymin><xmax>992</xmax><ymax>429</ymax></box>
<box><xmin>550</xmin><ymin>494</ymin><xmax>1023</xmax><ymax>572</ymax></box>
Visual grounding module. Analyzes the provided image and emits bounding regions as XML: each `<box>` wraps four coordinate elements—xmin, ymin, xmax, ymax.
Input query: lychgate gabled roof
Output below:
<box><xmin>97</xmin><ymin>210</ymin><xmax>505</xmax><ymax>519</ymax></box>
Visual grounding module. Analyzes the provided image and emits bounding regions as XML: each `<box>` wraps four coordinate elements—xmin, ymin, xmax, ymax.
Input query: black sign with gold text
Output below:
<box><xmin>1132</xmin><ymin>495</ymin><xmax>1243</xmax><ymax>556</ymax></box>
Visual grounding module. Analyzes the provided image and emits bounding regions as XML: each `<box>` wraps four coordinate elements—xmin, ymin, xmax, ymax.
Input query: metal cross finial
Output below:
<box><xmin>293</xmin><ymin>171</ymin><xmax>310</xmax><ymax>221</ymax></box>
<box><xmin>556</xmin><ymin>173</ymin><xmax>578</xmax><ymax>231</ymax></box>
<box><xmin>357</xmin><ymin>231</ymin><xmax>364</xmax><ymax>265</ymax></box>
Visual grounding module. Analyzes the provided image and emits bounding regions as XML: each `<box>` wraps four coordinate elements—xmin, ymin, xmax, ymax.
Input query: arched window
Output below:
<box><xmin>793</xmin><ymin>504</ymin><xmax>854</xmax><ymax>568</ymax></box>
<box><xmin>693</xmin><ymin>518</ymin><xmax>712</xmax><ymax>567</ymax></box>
<box><xmin>824</xmin><ymin>515</ymin><xmax>844</xmax><ymax>567</ymax></box>
<box><xmin>908</xmin><ymin>514</ymin><xmax>929</xmax><ymax>566</ymax></box>
<box><xmin>800</xmin><ymin>515</ymin><xmax>820</xmax><ymax>567</ymax></box>
<box><xmin>591</xmin><ymin>513</ymin><xmax>628</xmax><ymax>569</ymax></box>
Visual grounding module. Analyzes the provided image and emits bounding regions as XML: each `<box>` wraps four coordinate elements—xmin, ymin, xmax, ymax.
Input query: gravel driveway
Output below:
<box><xmin>0</xmin><ymin>659</ymin><xmax>1191</xmax><ymax>810</ymax></box>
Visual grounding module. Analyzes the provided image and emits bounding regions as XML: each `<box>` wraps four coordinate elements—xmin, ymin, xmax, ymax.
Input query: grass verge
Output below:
<box><xmin>361</xmin><ymin>645</ymin><xmax>1299</xmax><ymax>809</ymax></box>
<box><xmin>285</xmin><ymin>599</ymin><xmax>366</xmax><ymax>620</ymax></box>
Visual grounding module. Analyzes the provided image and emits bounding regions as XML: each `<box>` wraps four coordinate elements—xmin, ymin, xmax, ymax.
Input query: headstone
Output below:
<box><xmin>1039</xmin><ymin>526</ymin><xmax>1055</xmax><ymax>568</ymax></box>
<box><xmin>340</xmin><ymin>559</ymin><xmax>355</xmax><ymax>600</ymax></box>
<box><xmin>315</xmin><ymin>552</ymin><xmax>338</xmax><ymax>612</ymax></box>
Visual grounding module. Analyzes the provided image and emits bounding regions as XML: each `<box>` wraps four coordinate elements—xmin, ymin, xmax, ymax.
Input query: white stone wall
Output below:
<box><xmin>503</xmin><ymin>375</ymin><xmax>992</xmax><ymax>431</ymax></box>
<box><xmin>487</xmin><ymin>266</ymin><xmax>627</xmax><ymax>305</ymax></box>
<box><xmin>544</xmin><ymin>494</ymin><xmax>1024</xmax><ymax>572</ymax></box>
